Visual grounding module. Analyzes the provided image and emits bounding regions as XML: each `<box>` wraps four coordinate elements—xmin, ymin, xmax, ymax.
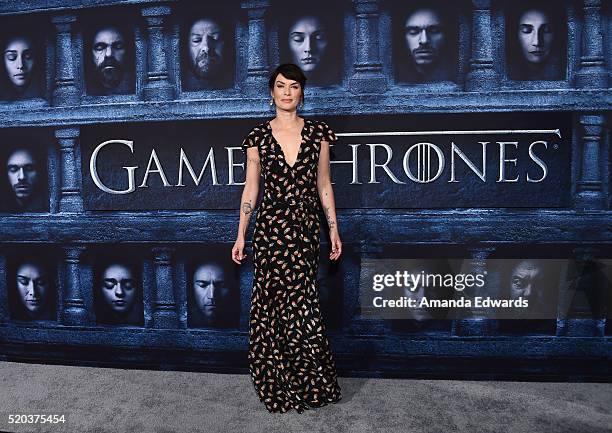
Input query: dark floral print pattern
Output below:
<box><xmin>241</xmin><ymin>118</ymin><xmax>342</xmax><ymax>413</ymax></box>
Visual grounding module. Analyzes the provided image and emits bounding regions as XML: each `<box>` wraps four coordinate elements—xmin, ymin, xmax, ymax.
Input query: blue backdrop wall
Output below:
<box><xmin>0</xmin><ymin>0</ymin><xmax>610</xmax><ymax>378</ymax></box>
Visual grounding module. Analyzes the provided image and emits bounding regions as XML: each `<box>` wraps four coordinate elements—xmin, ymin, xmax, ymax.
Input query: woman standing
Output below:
<box><xmin>232</xmin><ymin>63</ymin><xmax>342</xmax><ymax>413</ymax></box>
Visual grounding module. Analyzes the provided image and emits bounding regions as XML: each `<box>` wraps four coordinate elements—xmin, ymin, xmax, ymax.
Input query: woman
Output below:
<box><xmin>508</xmin><ymin>4</ymin><xmax>564</xmax><ymax>81</ymax></box>
<box><xmin>2</xmin><ymin>34</ymin><xmax>40</xmax><ymax>100</ymax></box>
<box><xmin>284</xmin><ymin>13</ymin><xmax>338</xmax><ymax>86</ymax></box>
<box><xmin>231</xmin><ymin>63</ymin><xmax>342</xmax><ymax>413</ymax></box>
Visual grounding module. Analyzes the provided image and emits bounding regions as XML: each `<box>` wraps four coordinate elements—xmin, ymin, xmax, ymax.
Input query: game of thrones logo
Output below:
<box><xmin>81</xmin><ymin>113</ymin><xmax>571</xmax><ymax>210</ymax></box>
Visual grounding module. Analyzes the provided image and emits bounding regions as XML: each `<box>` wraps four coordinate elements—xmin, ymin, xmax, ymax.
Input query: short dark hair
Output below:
<box><xmin>268</xmin><ymin>63</ymin><xmax>307</xmax><ymax>96</ymax></box>
<box><xmin>403</xmin><ymin>2</ymin><xmax>449</xmax><ymax>29</ymax></box>
<box><xmin>5</xmin><ymin>143</ymin><xmax>38</xmax><ymax>166</ymax></box>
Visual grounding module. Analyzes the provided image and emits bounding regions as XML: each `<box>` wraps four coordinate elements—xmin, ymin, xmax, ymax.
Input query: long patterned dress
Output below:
<box><xmin>241</xmin><ymin>118</ymin><xmax>342</xmax><ymax>413</ymax></box>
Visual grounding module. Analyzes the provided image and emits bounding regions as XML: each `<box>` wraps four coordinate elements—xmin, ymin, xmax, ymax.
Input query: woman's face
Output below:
<box><xmin>271</xmin><ymin>73</ymin><xmax>302</xmax><ymax>112</ymax></box>
<box><xmin>517</xmin><ymin>9</ymin><xmax>554</xmax><ymax>64</ymax></box>
<box><xmin>16</xmin><ymin>262</ymin><xmax>50</xmax><ymax>316</ymax></box>
<box><xmin>4</xmin><ymin>36</ymin><xmax>34</xmax><ymax>90</ymax></box>
<box><xmin>288</xmin><ymin>16</ymin><xmax>328</xmax><ymax>73</ymax></box>
<box><xmin>101</xmin><ymin>263</ymin><xmax>137</xmax><ymax>315</ymax></box>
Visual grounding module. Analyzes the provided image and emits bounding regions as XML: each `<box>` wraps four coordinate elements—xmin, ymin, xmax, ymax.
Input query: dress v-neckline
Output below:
<box><xmin>268</xmin><ymin>118</ymin><xmax>307</xmax><ymax>169</ymax></box>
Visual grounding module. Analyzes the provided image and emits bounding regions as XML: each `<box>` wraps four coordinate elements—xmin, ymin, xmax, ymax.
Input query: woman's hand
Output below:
<box><xmin>329</xmin><ymin>229</ymin><xmax>342</xmax><ymax>261</ymax></box>
<box><xmin>232</xmin><ymin>238</ymin><xmax>247</xmax><ymax>265</ymax></box>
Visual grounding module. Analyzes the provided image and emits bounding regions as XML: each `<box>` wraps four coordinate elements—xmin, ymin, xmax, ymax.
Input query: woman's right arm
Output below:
<box><xmin>232</xmin><ymin>146</ymin><xmax>261</xmax><ymax>264</ymax></box>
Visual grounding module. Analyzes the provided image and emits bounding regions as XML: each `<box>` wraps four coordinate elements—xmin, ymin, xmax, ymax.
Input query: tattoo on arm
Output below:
<box><xmin>324</xmin><ymin>205</ymin><xmax>336</xmax><ymax>231</ymax></box>
<box><xmin>242</xmin><ymin>201</ymin><xmax>253</xmax><ymax>215</ymax></box>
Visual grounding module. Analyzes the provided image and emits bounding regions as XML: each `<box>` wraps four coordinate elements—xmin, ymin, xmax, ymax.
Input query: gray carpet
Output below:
<box><xmin>0</xmin><ymin>361</ymin><xmax>611</xmax><ymax>433</ymax></box>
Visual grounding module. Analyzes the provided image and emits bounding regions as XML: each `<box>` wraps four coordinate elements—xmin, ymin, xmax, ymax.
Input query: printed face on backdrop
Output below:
<box><xmin>404</xmin><ymin>8</ymin><xmax>445</xmax><ymax>74</ymax></box>
<box><xmin>517</xmin><ymin>9</ymin><xmax>554</xmax><ymax>65</ymax></box>
<box><xmin>6</xmin><ymin>147</ymin><xmax>39</xmax><ymax>206</ymax></box>
<box><xmin>401</xmin><ymin>265</ymin><xmax>441</xmax><ymax>321</ymax></box>
<box><xmin>192</xmin><ymin>262</ymin><xmax>231</xmax><ymax>322</ymax></box>
<box><xmin>188</xmin><ymin>18</ymin><xmax>225</xmax><ymax>79</ymax></box>
<box><xmin>16</xmin><ymin>261</ymin><xmax>51</xmax><ymax>317</ymax></box>
<box><xmin>4</xmin><ymin>36</ymin><xmax>34</xmax><ymax>91</ymax></box>
<box><xmin>288</xmin><ymin>16</ymin><xmax>328</xmax><ymax>73</ymax></box>
<box><xmin>509</xmin><ymin>260</ymin><xmax>546</xmax><ymax>315</ymax></box>
<box><xmin>100</xmin><ymin>263</ymin><xmax>138</xmax><ymax>315</ymax></box>
<box><xmin>92</xmin><ymin>27</ymin><xmax>127</xmax><ymax>89</ymax></box>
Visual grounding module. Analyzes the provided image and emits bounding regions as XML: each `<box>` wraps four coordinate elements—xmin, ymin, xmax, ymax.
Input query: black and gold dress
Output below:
<box><xmin>241</xmin><ymin>118</ymin><xmax>342</xmax><ymax>413</ymax></box>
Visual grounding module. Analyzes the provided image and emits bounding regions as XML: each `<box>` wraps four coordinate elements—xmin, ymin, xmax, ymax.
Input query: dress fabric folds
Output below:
<box><xmin>242</xmin><ymin>118</ymin><xmax>342</xmax><ymax>413</ymax></box>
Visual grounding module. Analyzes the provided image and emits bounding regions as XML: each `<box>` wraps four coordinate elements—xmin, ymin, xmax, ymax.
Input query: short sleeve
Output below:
<box><xmin>317</xmin><ymin>121</ymin><xmax>337</xmax><ymax>143</ymax></box>
<box><xmin>241</xmin><ymin>126</ymin><xmax>260</xmax><ymax>154</ymax></box>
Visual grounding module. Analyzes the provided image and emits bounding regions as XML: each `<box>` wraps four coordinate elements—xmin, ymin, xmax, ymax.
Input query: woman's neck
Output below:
<box><xmin>273</xmin><ymin>110</ymin><xmax>302</xmax><ymax>129</ymax></box>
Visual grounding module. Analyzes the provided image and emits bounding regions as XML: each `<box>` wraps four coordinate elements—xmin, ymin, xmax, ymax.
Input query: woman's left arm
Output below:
<box><xmin>317</xmin><ymin>138</ymin><xmax>342</xmax><ymax>261</ymax></box>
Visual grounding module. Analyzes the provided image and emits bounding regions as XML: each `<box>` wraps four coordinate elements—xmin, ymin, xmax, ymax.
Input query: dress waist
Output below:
<box><xmin>262</xmin><ymin>192</ymin><xmax>319</xmax><ymax>209</ymax></box>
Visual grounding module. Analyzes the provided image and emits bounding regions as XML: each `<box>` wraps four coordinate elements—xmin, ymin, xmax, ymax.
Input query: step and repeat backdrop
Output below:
<box><xmin>0</xmin><ymin>0</ymin><xmax>610</xmax><ymax>375</ymax></box>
